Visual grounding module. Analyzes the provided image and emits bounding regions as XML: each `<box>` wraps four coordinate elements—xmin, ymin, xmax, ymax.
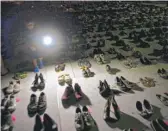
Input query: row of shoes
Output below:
<box><xmin>156</xmin><ymin>93</ymin><xmax>168</xmax><ymax>106</ymax></box>
<box><xmin>136</xmin><ymin>99</ymin><xmax>153</xmax><ymax>118</ymax></box>
<box><xmin>55</xmin><ymin>63</ymin><xmax>65</xmax><ymax>72</ymax></box>
<box><xmin>1</xmin><ymin>95</ymin><xmax>16</xmax><ymax>114</ymax></box>
<box><xmin>62</xmin><ymin>83</ymin><xmax>83</xmax><ymax>100</ymax></box>
<box><xmin>32</xmin><ymin>73</ymin><xmax>45</xmax><ymax>91</ymax></box>
<box><xmin>139</xmin><ymin>77</ymin><xmax>156</xmax><ymax>88</ymax></box>
<box><xmin>58</xmin><ymin>74</ymin><xmax>72</xmax><ymax>85</ymax></box>
<box><xmin>150</xmin><ymin>118</ymin><xmax>168</xmax><ymax>131</ymax></box>
<box><xmin>4</xmin><ymin>81</ymin><xmax>20</xmax><ymax>94</ymax></box>
<box><xmin>157</xmin><ymin>68</ymin><xmax>168</xmax><ymax>79</ymax></box>
<box><xmin>75</xmin><ymin>106</ymin><xmax>95</xmax><ymax>131</ymax></box>
<box><xmin>27</xmin><ymin>92</ymin><xmax>47</xmax><ymax>116</ymax></box>
<box><xmin>94</xmin><ymin>54</ymin><xmax>109</xmax><ymax>64</ymax></box>
<box><xmin>116</xmin><ymin>76</ymin><xmax>133</xmax><ymax>91</ymax></box>
<box><xmin>34</xmin><ymin>113</ymin><xmax>58</xmax><ymax>131</ymax></box>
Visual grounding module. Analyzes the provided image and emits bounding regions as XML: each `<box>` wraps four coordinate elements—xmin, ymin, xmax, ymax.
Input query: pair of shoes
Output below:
<box><xmin>116</xmin><ymin>52</ymin><xmax>125</xmax><ymax>60</ymax></box>
<box><xmin>92</xmin><ymin>48</ymin><xmax>104</xmax><ymax>56</ymax></box>
<box><xmin>150</xmin><ymin>119</ymin><xmax>168</xmax><ymax>131</ymax></box>
<box><xmin>1</xmin><ymin>110</ymin><xmax>14</xmax><ymax>131</ymax></box>
<box><xmin>140</xmin><ymin>57</ymin><xmax>152</xmax><ymax>65</ymax></box>
<box><xmin>55</xmin><ymin>63</ymin><xmax>65</xmax><ymax>72</ymax></box>
<box><xmin>116</xmin><ymin>77</ymin><xmax>131</xmax><ymax>91</ymax></box>
<box><xmin>136</xmin><ymin>99</ymin><xmax>153</xmax><ymax>118</ymax></box>
<box><xmin>98</xmin><ymin>80</ymin><xmax>112</xmax><ymax>97</ymax></box>
<box><xmin>139</xmin><ymin>77</ymin><xmax>155</xmax><ymax>87</ymax></box>
<box><xmin>75</xmin><ymin>106</ymin><xmax>94</xmax><ymax>131</ymax></box>
<box><xmin>34</xmin><ymin>113</ymin><xmax>58</xmax><ymax>131</ymax></box>
<box><xmin>132</xmin><ymin>50</ymin><xmax>142</xmax><ymax>58</ymax></box>
<box><xmin>5</xmin><ymin>81</ymin><xmax>21</xmax><ymax>94</ymax></box>
<box><xmin>32</xmin><ymin>73</ymin><xmax>45</xmax><ymax>90</ymax></box>
<box><xmin>58</xmin><ymin>74</ymin><xmax>72</xmax><ymax>85</ymax></box>
<box><xmin>106</xmin><ymin>47</ymin><xmax>117</xmax><ymax>54</ymax></box>
<box><xmin>62</xmin><ymin>83</ymin><xmax>83</xmax><ymax>100</ymax></box>
<box><xmin>81</xmin><ymin>67</ymin><xmax>92</xmax><ymax>78</ymax></box>
<box><xmin>156</xmin><ymin>94</ymin><xmax>168</xmax><ymax>106</ymax></box>
<box><xmin>104</xmin><ymin>96</ymin><xmax>120</xmax><ymax>120</ymax></box>
<box><xmin>28</xmin><ymin>92</ymin><xmax>47</xmax><ymax>115</ymax></box>
<box><xmin>1</xmin><ymin>95</ymin><xmax>16</xmax><ymax>113</ymax></box>
<box><xmin>123</xmin><ymin>59</ymin><xmax>137</xmax><ymax>69</ymax></box>
<box><xmin>94</xmin><ymin>54</ymin><xmax>108</xmax><ymax>64</ymax></box>
<box><xmin>158</xmin><ymin>68</ymin><xmax>168</xmax><ymax>79</ymax></box>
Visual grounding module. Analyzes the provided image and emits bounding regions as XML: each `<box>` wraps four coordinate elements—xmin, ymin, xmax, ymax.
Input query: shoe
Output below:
<box><xmin>62</xmin><ymin>85</ymin><xmax>74</xmax><ymax>100</ymax></box>
<box><xmin>43</xmin><ymin>113</ymin><xmax>58</xmax><ymax>131</ymax></box>
<box><xmin>94</xmin><ymin>55</ymin><xmax>103</xmax><ymax>64</ymax></box>
<box><xmin>64</xmin><ymin>74</ymin><xmax>72</xmax><ymax>84</ymax></box>
<box><xmin>104</xmin><ymin>97</ymin><xmax>111</xmax><ymax>120</ymax></box>
<box><xmin>144</xmin><ymin>57</ymin><xmax>152</xmax><ymax>65</ymax></box>
<box><xmin>82</xmin><ymin>68</ymin><xmax>88</xmax><ymax>77</ymax></box>
<box><xmin>98</xmin><ymin>80</ymin><xmax>104</xmax><ymax>92</ymax></box>
<box><xmin>37</xmin><ymin>92</ymin><xmax>47</xmax><ymax>113</ymax></box>
<box><xmin>116</xmin><ymin>76</ymin><xmax>122</xmax><ymax>86</ymax></box>
<box><xmin>1</xmin><ymin>110</ymin><xmax>13</xmax><ymax>131</ymax></box>
<box><xmin>58</xmin><ymin>75</ymin><xmax>65</xmax><ymax>85</ymax></box>
<box><xmin>82</xmin><ymin>106</ymin><xmax>93</xmax><ymax>128</ymax></box>
<box><xmin>6</xmin><ymin>81</ymin><xmax>14</xmax><ymax>94</ymax></box>
<box><xmin>143</xmin><ymin>99</ymin><xmax>153</xmax><ymax>115</ymax></box>
<box><xmin>136</xmin><ymin>101</ymin><xmax>148</xmax><ymax>117</ymax></box>
<box><xmin>156</xmin><ymin>118</ymin><xmax>168</xmax><ymax>130</ymax></box>
<box><xmin>75</xmin><ymin>107</ymin><xmax>84</xmax><ymax>131</ymax></box>
<box><xmin>6</xmin><ymin>95</ymin><xmax>16</xmax><ymax>113</ymax></box>
<box><xmin>116</xmin><ymin>77</ymin><xmax>129</xmax><ymax>91</ymax></box>
<box><xmin>156</xmin><ymin>94</ymin><xmax>168</xmax><ymax>106</ymax></box>
<box><xmin>13</xmin><ymin>80</ymin><xmax>20</xmax><ymax>93</ymax></box>
<box><xmin>34</xmin><ymin>114</ymin><xmax>44</xmax><ymax>131</ymax></box>
<box><xmin>161</xmin><ymin>68</ymin><xmax>167</xmax><ymax>74</ymax></box>
<box><xmin>33</xmin><ymin>73</ymin><xmax>39</xmax><ymax>88</ymax></box>
<box><xmin>1</xmin><ymin>96</ymin><xmax>8</xmax><ymax>112</ymax></box>
<box><xmin>74</xmin><ymin>83</ymin><xmax>83</xmax><ymax>99</ymax></box>
<box><xmin>106</xmin><ymin>65</ymin><xmax>111</xmax><ymax>73</ymax></box>
<box><xmin>158</xmin><ymin>69</ymin><xmax>162</xmax><ymax>76</ymax></box>
<box><xmin>111</xmin><ymin>96</ymin><xmax>120</xmax><ymax>120</ymax></box>
<box><xmin>85</xmin><ymin>67</ymin><xmax>91</xmax><ymax>77</ymax></box>
<box><xmin>120</xmin><ymin>76</ymin><xmax>133</xmax><ymax>88</ymax></box>
<box><xmin>140</xmin><ymin>57</ymin><xmax>146</xmax><ymax>65</ymax></box>
<box><xmin>39</xmin><ymin>73</ymin><xmax>45</xmax><ymax>90</ymax></box>
<box><xmin>28</xmin><ymin>94</ymin><xmax>37</xmax><ymax>114</ymax></box>
<box><xmin>150</xmin><ymin>120</ymin><xmax>165</xmax><ymax>131</ymax></box>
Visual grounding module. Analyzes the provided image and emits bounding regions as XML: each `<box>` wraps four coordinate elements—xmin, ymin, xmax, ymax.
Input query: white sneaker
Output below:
<box><xmin>58</xmin><ymin>75</ymin><xmax>65</xmax><ymax>85</ymax></box>
<box><xmin>13</xmin><ymin>81</ymin><xmax>20</xmax><ymax>93</ymax></box>
<box><xmin>64</xmin><ymin>74</ymin><xmax>72</xmax><ymax>84</ymax></box>
<box><xmin>6</xmin><ymin>81</ymin><xmax>14</xmax><ymax>94</ymax></box>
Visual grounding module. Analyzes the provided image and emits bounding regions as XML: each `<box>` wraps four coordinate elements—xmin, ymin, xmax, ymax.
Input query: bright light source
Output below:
<box><xmin>43</xmin><ymin>36</ymin><xmax>52</xmax><ymax>45</ymax></box>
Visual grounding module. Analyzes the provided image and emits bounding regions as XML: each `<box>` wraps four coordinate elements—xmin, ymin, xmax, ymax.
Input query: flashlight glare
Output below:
<box><xmin>43</xmin><ymin>36</ymin><xmax>52</xmax><ymax>45</ymax></box>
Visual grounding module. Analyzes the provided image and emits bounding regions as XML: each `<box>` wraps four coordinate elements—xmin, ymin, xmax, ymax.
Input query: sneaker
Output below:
<box><xmin>156</xmin><ymin>118</ymin><xmax>168</xmax><ymax>130</ymax></box>
<box><xmin>43</xmin><ymin>113</ymin><xmax>58</xmax><ymax>131</ymax></box>
<box><xmin>13</xmin><ymin>80</ymin><xmax>20</xmax><ymax>93</ymax></box>
<box><xmin>33</xmin><ymin>73</ymin><xmax>39</xmax><ymax>88</ymax></box>
<box><xmin>6</xmin><ymin>95</ymin><xmax>16</xmax><ymax>113</ymax></box>
<box><xmin>1</xmin><ymin>110</ymin><xmax>13</xmax><ymax>131</ymax></box>
<box><xmin>143</xmin><ymin>99</ymin><xmax>153</xmax><ymax>115</ymax></box>
<box><xmin>28</xmin><ymin>94</ymin><xmax>37</xmax><ymax>114</ymax></box>
<box><xmin>58</xmin><ymin>75</ymin><xmax>65</xmax><ymax>85</ymax></box>
<box><xmin>82</xmin><ymin>106</ymin><xmax>93</xmax><ymax>128</ymax></box>
<box><xmin>1</xmin><ymin>96</ymin><xmax>8</xmax><ymax>112</ymax></box>
<box><xmin>136</xmin><ymin>101</ymin><xmax>148</xmax><ymax>117</ymax></box>
<box><xmin>104</xmin><ymin>97</ymin><xmax>111</xmax><ymax>120</ymax></box>
<box><xmin>82</xmin><ymin>69</ymin><xmax>88</xmax><ymax>77</ymax></box>
<box><xmin>156</xmin><ymin>94</ymin><xmax>168</xmax><ymax>106</ymax></box>
<box><xmin>150</xmin><ymin>120</ymin><xmax>165</xmax><ymax>131</ymax></box>
<box><xmin>34</xmin><ymin>114</ymin><xmax>44</xmax><ymax>131</ymax></box>
<box><xmin>85</xmin><ymin>67</ymin><xmax>91</xmax><ymax>77</ymax></box>
<box><xmin>64</xmin><ymin>74</ymin><xmax>72</xmax><ymax>84</ymax></box>
<box><xmin>111</xmin><ymin>96</ymin><xmax>120</xmax><ymax>120</ymax></box>
<box><xmin>37</xmin><ymin>92</ymin><xmax>47</xmax><ymax>113</ymax></box>
<box><xmin>62</xmin><ymin>85</ymin><xmax>74</xmax><ymax>100</ymax></box>
<box><xmin>6</xmin><ymin>81</ymin><xmax>14</xmax><ymax>94</ymax></box>
<box><xmin>39</xmin><ymin>73</ymin><xmax>45</xmax><ymax>90</ymax></box>
<box><xmin>74</xmin><ymin>83</ymin><xmax>83</xmax><ymax>99</ymax></box>
<box><xmin>106</xmin><ymin>65</ymin><xmax>111</xmax><ymax>73</ymax></box>
<box><xmin>75</xmin><ymin>107</ymin><xmax>84</xmax><ymax>131</ymax></box>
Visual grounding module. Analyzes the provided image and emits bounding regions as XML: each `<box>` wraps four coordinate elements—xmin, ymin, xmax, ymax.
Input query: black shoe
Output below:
<box><xmin>75</xmin><ymin>107</ymin><xmax>84</xmax><ymax>131</ymax></box>
<box><xmin>82</xmin><ymin>106</ymin><xmax>93</xmax><ymax>128</ymax></box>
<box><xmin>156</xmin><ymin>94</ymin><xmax>168</xmax><ymax>106</ymax></box>
<box><xmin>136</xmin><ymin>101</ymin><xmax>148</xmax><ymax>117</ymax></box>
<box><xmin>104</xmin><ymin>97</ymin><xmax>111</xmax><ymax>120</ymax></box>
<box><xmin>33</xmin><ymin>73</ymin><xmax>39</xmax><ymax>89</ymax></box>
<box><xmin>116</xmin><ymin>77</ymin><xmax>122</xmax><ymax>86</ymax></box>
<box><xmin>111</xmin><ymin>96</ymin><xmax>120</xmax><ymax>120</ymax></box>
<box><xmin>34</xmin><ymin>114</ymin><xmax>44</xmax><ymax>131</ymax></box>
<box><xmin>103</xmin><ymin>80</ymin><xmax>111</xmax><ymax>94</ymax></box>
<box><xmin>120</xmin><ymin>76</ymin><xmax>133</xmax><ymax>87</ymax></box>
<box><xmin>143</xmin><ymin>99</ymin><xmax>153</xmax><ymax>115</ymax></box>
<box><xmin>28</xmin><ymin>94</ymin><xmax>37</xmax><ymax>115</ymax></box>
<box><xmin>158</xmin><ymin>69</ymin><xmax>162</xmax><ymax>75</ymax></box>
<box><xmin>150</xmin><ymin>120</ymin><xmax>165</xmax><ymax>131</ymax></box>
<box><xmin>39</xmin><ymin>73</ymin><xmax>45</xmax><ymax>90</ymax></box>
<box><xmin>43</xmin><ymin>113</ymin><xmax>58</xmax><ymax>131</ymax></box>
<box><xmin>106</xmin><ymin>65</ymin><xmax>111</xmax><ymax>73</ymax></box>
<box><xmin>98</xmin><ymin>80</ymin><xmax>104</xmax><ymax>92</ymax></box>
<box><xmin>116</xmin><ymin>77</ymin><xmax>128</xmax><ymax>91</ymax></box>
<box><xmin>1</xmin><ymin>110</ymin><xmax>14</xmax><ymax>131</ymax></box>
<box><xmin>38</xmin><ymin>92</ymin><xmax>47</xmax><ymax>114</ymax></box>
<box><xmin>161</xmin><ymin>68</ymin><xmax>167</xmax><ymax>74</ymax></box>
<box><xmin>144</xmin><ymin>57</ymin><xmax>152</xmax><ymax>65</ymax></box>
<box><xmin>156</xmin><ymin>118</ymin><xmax>168</xmax><ymax>130</ymax></box>
<box><xmin>74</xmin><ymin>83</ymin><xmax>83</xmax><ymax>99</ymax></box>
<box><xmin>62</xmin><ymin>85</ymin><xmax>74</xmax><ymax>100</ymax></box>
<box><xmin>140</xmin><ymin>57</ymin><xmax>146</xmax><ymax>65</ymax></box>
<box><xmin>6</xmin><ymin>95</ymin><xmax>16</xmax><ymax>113</ymax></box>
<box><xmin>1</xmin><ymin>96</ymin><xmax>8</xmax><ymax>113</ymax></box>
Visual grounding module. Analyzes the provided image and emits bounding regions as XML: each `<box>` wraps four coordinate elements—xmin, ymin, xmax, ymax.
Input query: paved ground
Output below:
<box><xmin>1</xmin><ymin>59</ymin><xmax>168</xmax><ymax>131</ymax></box>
